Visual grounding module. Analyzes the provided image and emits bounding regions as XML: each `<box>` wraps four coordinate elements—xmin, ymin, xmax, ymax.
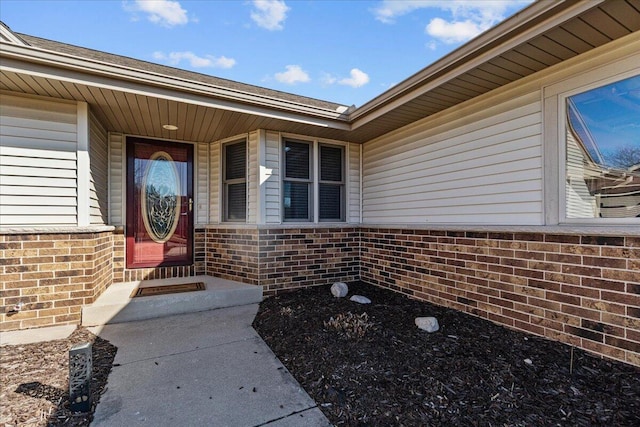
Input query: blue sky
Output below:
<box><xmin>1</xmin><ymin>0</ymin><xmax>532</xmax><ymax>107</ymax></box>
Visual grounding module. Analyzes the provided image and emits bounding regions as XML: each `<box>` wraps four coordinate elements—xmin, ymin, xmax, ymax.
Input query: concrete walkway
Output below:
<box><xmin>89</xmin><ymin>305</ymin><xmax>331</xmax><ymax>426</ymax></box>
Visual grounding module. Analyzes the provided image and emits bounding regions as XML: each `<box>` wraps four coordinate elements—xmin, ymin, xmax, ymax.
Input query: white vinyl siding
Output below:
<box><xmin>209</xmin><ymin>140</ymin><xmax>220</xmax><ymax>223</ymax></box>
<box><xmin>196</xmin><ymin>142</ymin><xmax>209</xmax><ymax>225</ymax></box>
<box><xmin>348</xmin><ymin>142</ymin><xmax>361</xmax><ymax>223</ymax></box>
<box><xmin>108</xmin><ymin>132</ymin><xmax>124</xmax><ymax>225</ymax></box>
<box><xmin>363</xmin><ymin>93</ymin><xmax>543</xmax><ymax>225</ymax></box>
<box><xmin>264</xmin><ymin>131</ymin><xmax>281</xmax><ymax>223</ymax></box>
<box><xmin>89</xmin><ymin>111</ymin><xmax>108</xmax><ymax>225</ymax></box>
<box><xmin>247</xmin><ymin>131</ymin><xmax>258</xmax><ymax>223</ymax></box>
<box><xmin>0</xmin><ymin>94</ymin><xmax>78</xmax><ymax>226</ymax></box>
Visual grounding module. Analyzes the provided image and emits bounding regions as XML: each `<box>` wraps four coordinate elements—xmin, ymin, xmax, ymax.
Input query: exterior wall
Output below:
<box><xmin>264</xmin><ymin>131</ymin><xmax>281</xmax><ymax>223</ymax></box>
<box><xmin>205</xmin><ymin>227</ymin><xmax>260</xmax><ymax>284</ymax></box>
<box><xmin>89</xmin><ymin>110</ymin><xmax>108</xmax><ymax>225</ymax></box>
<box><xmin>348</xmin><ymin>142</ymin><xmax>361</xmax><ymax>223</ymax></box>
<box><xmin>248</xmin><ymin>131</ymin><xmax>259</xmax><ymax>223</ymax></box>
<box><xmin>209</xmin><ymin>139</ymin><xmax>221</xmax><ymax>223</ymax></box>
<box><xmin>0</xmin><ymin>230</ymin><xmax>113</xmax><ymax>331</ymax></box>
<box><xmin>196</xmin><ymin>143</ymin><xmax>210</xmax><ymax>225</ymax></box>
<box><xmin>360</xmin><ymin>227</ymin><xmax>639</xmax><ymax>366</ymax></box>
<box><xmin>258</xmin><ymin>227</ymin><xmax>360</xmax><ymax>295</ymax></box>
<box><xmin>108</xmin><ymin>132</ymin><xmax>125</xmax><ymax>225</ymax></box>
<box><xmin>362</xmin><ymin>92</ymin><xmax>543</xmax><ymax>224</ymax></box>
<box><xmin>0</xmin><ymin>94</ymin><xmax>78</xmax><ymax>226</ymax></box>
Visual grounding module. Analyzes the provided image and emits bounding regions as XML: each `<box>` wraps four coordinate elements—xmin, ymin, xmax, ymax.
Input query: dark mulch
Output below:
<box><xmin>0</xmin><ymin>328</ymin><xmax>116</xmax><ymax>427</ymax></box>
<box><xmin>253</xmin><ymin>281</ymin><xmax>640</xmax><ymax>426</ymax></box>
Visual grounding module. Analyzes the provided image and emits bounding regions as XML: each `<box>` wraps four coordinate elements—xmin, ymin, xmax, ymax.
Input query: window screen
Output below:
<box><xmin>319</xmin><ymin>144</ymin><xmax>344</xmax><ymax>221</ymax></box>
<box><xmin>223</xmin><ymin>140</ymin><xmax>246</xmax><ymax>221</ymax></box>
<box><xmin>283</xmin><ymin>140</ymin><xmax>312</xmax><ymax>221</ymax></box>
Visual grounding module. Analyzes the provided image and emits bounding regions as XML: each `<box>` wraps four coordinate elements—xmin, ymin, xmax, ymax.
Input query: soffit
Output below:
<box><xmin>0</xmin><ymin>68</ymin><xmax>355</xmax><ymax>143</ymax></box>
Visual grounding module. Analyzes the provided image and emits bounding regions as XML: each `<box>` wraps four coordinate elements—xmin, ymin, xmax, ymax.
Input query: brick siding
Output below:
<box><xmin>360</xmin><ymin>228</ymin><xmax>640</xmax><ymax>366</ymax></box>
<box><xmin>1</xmin><ymin>226</ymin><xmax>637</xmax><ymax>367</ymax></box>
<box><xmin>258</xmin><ymin>227</ymin><xmax>360</xmax><ymax>295</ymax></box>
<box><xmin>0</xmin><ymin>231</ymin><xmax>114</xmax><ymax>331</ymax></box>
<box><xmin>205</xmin><ymin>227</ymin><xmax>260</xmax><ymax>284</ymax></box>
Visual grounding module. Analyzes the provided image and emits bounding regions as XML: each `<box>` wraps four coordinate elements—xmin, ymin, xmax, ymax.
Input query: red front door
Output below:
<box><xmin>126</xmin><ymin>137</ymin><xmax>193</xmax><ymax>268</ymax></box>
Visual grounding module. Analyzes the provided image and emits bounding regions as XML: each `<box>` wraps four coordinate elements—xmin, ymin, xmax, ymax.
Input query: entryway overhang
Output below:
<box><xmin>0</xmin><ymin>41</ymin><xmax>353</xmax><ymax>144</ymax></box>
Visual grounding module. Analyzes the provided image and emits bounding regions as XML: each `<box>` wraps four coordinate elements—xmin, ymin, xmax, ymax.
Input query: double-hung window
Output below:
<box><xmin>282</xmin><ymin>138</ymin><xmax>345</xmax><ymax>222</ymax></box>
<box><xmin>223</xmin><ymin>140</ymin><xmax>247</xmax><ymax>222</ymax></box>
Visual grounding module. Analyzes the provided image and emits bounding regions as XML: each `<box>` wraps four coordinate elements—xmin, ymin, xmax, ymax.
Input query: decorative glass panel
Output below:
<box><xmin>566</xmin><ymin>75</ymin><xmax>640</xmax><ymax>219</ymax></box>
<box><xmin>141</xmin><ymin>151</ymin><xmax>181</xmax><ymax>242</ymax></box>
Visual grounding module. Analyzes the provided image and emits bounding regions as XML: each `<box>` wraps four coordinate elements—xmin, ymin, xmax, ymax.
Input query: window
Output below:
<box><xmin>223</xmin><ymin>140</ymin><xmax>246</xmax><ymax>221</ymax></box>
<box><xmin>282</xmin><ymin>138</ymin><xmax>346</xmax><ymax>222</ymax></box>
<box><xmin>319</xmin><ymin>144</ymin><xmax>345</xmax><ymax>221</ymax></box>
<box><xmin>564</xmin><ymin>75</ymin><xmax>640</xmax><ymax>219</ymax></box>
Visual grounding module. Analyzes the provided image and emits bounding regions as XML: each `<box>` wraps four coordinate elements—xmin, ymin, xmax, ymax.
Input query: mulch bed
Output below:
<box><xmin>0</xmin><ymin>328</ymin><xmax>116</xmax><ymax>427</ymax></box>
<box><xmin>253</xmin><ymin>281</ymin><xmax>640</xmax><ymax>426</ymax></box>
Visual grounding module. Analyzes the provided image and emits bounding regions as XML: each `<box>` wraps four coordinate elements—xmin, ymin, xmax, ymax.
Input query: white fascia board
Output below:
<box><xmin>349</xmin><ymin>0</ymin><xmax>604</xmax><ymax>129</ymax></box>
<box><xmin>0</xmin><ymin>43</ymin><xmax>351</xmax><ymax>128</ymax></box>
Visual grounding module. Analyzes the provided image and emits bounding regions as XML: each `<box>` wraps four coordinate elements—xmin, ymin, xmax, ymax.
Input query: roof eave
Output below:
<box><xmin>0</xmin><ymin>40</ymin><xmax>352</xmax><ymax>128</ymax></box>
<box><xmin>348</xmin><ymin>0</ymin><xmax>604</xmax><ymax>128</ymax></box>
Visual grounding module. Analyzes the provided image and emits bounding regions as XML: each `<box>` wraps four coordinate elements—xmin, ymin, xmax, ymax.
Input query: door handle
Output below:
<box><xmin>189</xmin><ymin>198</ymin><xmax>193</xmax><ymax>212</ymax></box>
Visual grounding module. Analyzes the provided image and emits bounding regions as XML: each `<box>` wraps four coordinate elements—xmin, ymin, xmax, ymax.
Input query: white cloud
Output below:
<box><xmin>250</xmin><ymin>0</ymin><xmax>289</xmax><ymax>31</ymax></box>
<box><xmin>373</xmin><ymin>1</ymin><xmax>532</xmax><ymax>44</ymax></box>
<box><xmin>426</xmin><ymin>18</ymin><xmax>484</xmax><ymax>44</ymax></box>
<box><xmin>320</xmin><ymin>73</ymin><xmax>337</xmax><ymax>85</ymax></box>
<box><xmin>125</xmin><ymin>0</ymin><xmax>190</xmax><ymax>27</ymax></box>
<box><xmin>153</xmin><ymin>51</ymin><xmax>236</xmax><ymax>69</ymax></box>
<box><xmin>338</xmin><ymin>69</ymin><xmax>370</xmax><ymax>88</ymax></box>
<box><xmin>274</xmin><ymin>65</ymin><xmax>310</xmax><ymax>84</ymax></box>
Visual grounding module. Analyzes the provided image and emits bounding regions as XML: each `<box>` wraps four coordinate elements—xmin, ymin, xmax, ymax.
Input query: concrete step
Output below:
<box><xmin>82</xmin><ymin>276</ymin><xmax>263</xmax><ymax>326</ymax></box>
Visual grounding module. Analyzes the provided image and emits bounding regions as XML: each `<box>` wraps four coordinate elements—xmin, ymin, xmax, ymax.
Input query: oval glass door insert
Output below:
<box><xmin>141</xmin><ymin>151</ymin><xmax>181</xmax><ymax>243</ymax></box>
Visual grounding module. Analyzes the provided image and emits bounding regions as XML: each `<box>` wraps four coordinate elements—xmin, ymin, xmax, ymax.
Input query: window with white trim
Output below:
<box><xmin>282</xmin><ymin>138</ymin><xmax>345</xmax><ymax>222</ymax></box>
<box><xmin>564</xmin><ymin>75</ymin><xmax>640</xmax><ymax>220</ymax></box>
<box><xmin>223</xmin><ymin>139</ymin><xmax>246</xmax><ymax>222</ymax></box>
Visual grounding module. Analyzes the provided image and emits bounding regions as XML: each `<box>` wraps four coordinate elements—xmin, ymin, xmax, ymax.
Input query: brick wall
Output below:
<box><xmin>205</xmin><ymin>227</ymin><xmax>260</xmax><ymax>284</ymax></box>
<box><xmin>0</xmin><ymin>231</ymin><xmax>114</xmax><ymax>331</ymax></box>
<box><xmin>258</xmin><ymin>227</ymin><xmax>360</xmax><ymax>295</ymax></box>
<box><xmin>360</xmin><ymin>228</ymin><xmax>640</xmax><ymax>366</ymax></box>
<box><xmin>2</xmin><ymin>226</ymin><xmax>637</xmax><ymax>367</ymax></box>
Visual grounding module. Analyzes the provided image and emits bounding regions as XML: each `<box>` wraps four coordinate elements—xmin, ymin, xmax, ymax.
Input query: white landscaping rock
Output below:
<box><xmin>415</xmin><ymin>317</ymin><xmax>439</xmax><ymax>332</ymax></box>
<box><xmin>350</xmin><ymin>295</ymin><xmax>371</xmax><ymax>304</ymax></box>
<box><xmin>331</xmin><ymin>282</ymin><xmax>349</xmax><ymax>298</ymax></box>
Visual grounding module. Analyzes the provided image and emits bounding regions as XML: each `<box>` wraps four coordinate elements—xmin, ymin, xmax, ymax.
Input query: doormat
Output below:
<box><xmin>131</xmin><ymin>282</ymin><xmax>206</xmax><ymax>298</ymax></box>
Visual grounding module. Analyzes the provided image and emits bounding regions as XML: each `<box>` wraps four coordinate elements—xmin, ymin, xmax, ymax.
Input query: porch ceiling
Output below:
<box><xmin>0</xmin><ymin>69</ymin><xmax>354</xmax><ymax>143</ymax></box>
<box><xmin>1</xmin><ymin>0</ymin><xmax>639</xmax><ymax>144</ymax></box>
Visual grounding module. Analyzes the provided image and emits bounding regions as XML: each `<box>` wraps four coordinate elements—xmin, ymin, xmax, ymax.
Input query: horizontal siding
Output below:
<box><xmin>196</xmin><ymin>143</ymin><xmax>209</xmax><ymax>225</ymax></box>
<box><xmin>89</xmin><ymin>111</ymin><xmax>108</xmax><ymax>225</ymax></box>
<box><xmin>209</xmin><ymin>140</ymin><xmax>220</xmax><ymax>223</ymax></box>
<box><xmin>264</xmin><ymin>131</ymin><xmax>281</xmax><ymax>223</ymax></box>
<box><xmin>0</xmin><ymin>94</ymin><xmax>78</xmax><ymax>226</ymax></box>
<box><xmin>248</xmin><ymin>131</ymin><xmax>258</xmax><ymax>223</ymax></box>
<box><xmin>348</xmin><ymin>142</ymin><xmax>360</xmax><ymax>223</ymax></box>
<box><xmin>108</xmin><ymin>133</ymin><xmax>124</xmax><ymax>225</ymax></box>
<box><xmin>363</xmin><ymin>93</ymin><xmax>543</xmax><ymax>225</ymax></box>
